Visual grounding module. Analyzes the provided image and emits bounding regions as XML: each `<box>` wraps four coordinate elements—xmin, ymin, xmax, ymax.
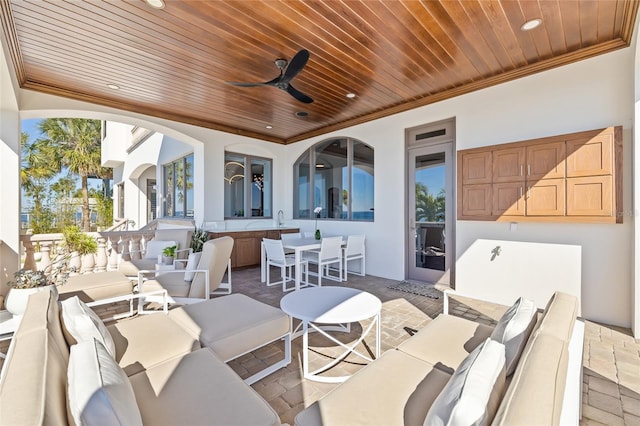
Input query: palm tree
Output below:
<box><xmin>38</xmin><ymin>119</ymin><xmax>110</xmax><ymax>231</ymax></box>
<box><xmin>21</xmin><ymin>131</ymin><xmax>58</xmax><ymax>232</ymax></box>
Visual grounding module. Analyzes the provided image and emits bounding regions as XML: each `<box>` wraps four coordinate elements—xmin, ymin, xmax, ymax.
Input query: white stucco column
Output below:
<box><xmin>0</xmin><ymin>33</ymin><xmax>22</xmax><ymax>297</ymax></box>
<box><xmin>633</xmin><ymin>13</ymin><xmax>640</xmax><ymax>339</ymax></box>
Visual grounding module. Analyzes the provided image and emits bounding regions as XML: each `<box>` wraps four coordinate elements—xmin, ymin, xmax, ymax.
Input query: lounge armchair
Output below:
<box><xmin>118</xmin><ymin>228</ymin><xmax>193</xmax><ymax>277</ymax></box>
<box><xmin>139</xmin><ymin>236</ymin><xmax>233</xmax><ymax>305</ymax></box>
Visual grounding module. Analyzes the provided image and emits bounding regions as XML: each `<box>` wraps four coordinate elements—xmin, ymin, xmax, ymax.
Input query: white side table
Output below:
<box><xmin>154</xmin><ymin>262</ymin><xmax>175</xmax><ymax>276</ymax></box>
<box><xmin>280</xmin><ymin>286</ymin><xmax>381</xmax><ymax>383</ymax></box>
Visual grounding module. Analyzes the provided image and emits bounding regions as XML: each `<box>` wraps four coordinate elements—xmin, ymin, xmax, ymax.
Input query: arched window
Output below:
<box><xmin>294</xmin><ymin>138</ymin><xmax>374</xmax><ymax>221</ymax></box>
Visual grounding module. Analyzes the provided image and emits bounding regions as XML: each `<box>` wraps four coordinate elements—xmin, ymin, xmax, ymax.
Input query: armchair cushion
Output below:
<box><xmin>61</xmin><ymin>296</ymin><xmax>116</xmax><ymax>358</ymax></box>
<box><xmin>68</xmin><ymin>339</ymin><xmax>143</xmax><ymax>426</ymax></box>
<box><xmin>143</xmin><ymin>240</ymin><xmax>176</xmax><ymax>260</ymax></box>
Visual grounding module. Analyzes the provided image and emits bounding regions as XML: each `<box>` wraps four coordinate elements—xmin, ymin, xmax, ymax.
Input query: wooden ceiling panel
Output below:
<box><xmin>1</xmin><ymin>0</ymin><xmax>637</xmax><ymax>143</ymax></box>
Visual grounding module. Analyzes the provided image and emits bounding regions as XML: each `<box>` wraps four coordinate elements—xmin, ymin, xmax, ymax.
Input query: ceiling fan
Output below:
<box><xmin>226</xmin><ymin>49</ymin><xmax>314</xmax><ymax>104</ymax></box>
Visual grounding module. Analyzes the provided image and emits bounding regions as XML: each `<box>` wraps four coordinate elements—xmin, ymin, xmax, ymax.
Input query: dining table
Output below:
<box><xmin>260</xmin><ymin>236</ymin><xmax>346</xmax><ymax>291</ymax></box>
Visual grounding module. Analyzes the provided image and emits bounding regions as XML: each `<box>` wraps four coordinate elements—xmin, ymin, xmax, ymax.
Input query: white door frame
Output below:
<box><xmin>405</xmin><ymin>118</ymin><xmax>456</xmax><ymax>285</ymax></box>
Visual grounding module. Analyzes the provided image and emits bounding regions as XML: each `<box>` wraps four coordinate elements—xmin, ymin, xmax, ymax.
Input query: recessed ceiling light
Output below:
<box><xmin>346</xmin><ymin>93</ymin><xmax>356</xmax><ymax>98</ymax></box>
<box><xmin>521</xmin><ymin>19</ymin><xmax>542</xmax><ymax>31</ymax></box>
<box><xmin>265</xmin><ymin>125</ymin><xmax>273</xmax><ymax>129</ymax></box>
<box><xmin>295</xmin><ymin>111</ymin><xmax>309</xmax><ymax>118</ymax></box>
<box><xmin>106</xmin><ymin>83</ymin><xmax>120</xmax><ymax>90</ymax></box>
<box><xmin>145</xmin><ymin>0</ymin><xmax>165</xmax><ymax>9</ymax></box>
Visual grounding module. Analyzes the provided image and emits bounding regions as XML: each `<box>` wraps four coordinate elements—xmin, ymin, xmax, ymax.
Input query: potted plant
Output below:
<box><xmin>314</xmin><ymin>207</ymin><xmax>323</xmax><ymax>240</ymax></box>
<box><xmin>5</xmin><ymin>258</ymin><xmax>71</xmax><ymax>317</ymax></box>
<box><xmin>62</xmin><ymin>225</ymin><xmax>98</xmax><ymax>273</ymax></box>
<box><xmin>162</xmin><ymin>245</ymin><xmax>177</xmax><ymax>265</ymax></box>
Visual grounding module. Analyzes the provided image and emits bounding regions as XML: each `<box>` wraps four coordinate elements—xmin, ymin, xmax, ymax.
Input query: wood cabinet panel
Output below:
<box><xmin>461</xmin><ymin>151</ymin><xmax>492</xmax><ymax>185</ymax></box>
<box><xmin>526</xmin><ymin>179</ymin><xmax>565</xmax><ymax>216</ymax></box>
<box><xmin>566</xmin><ymin>130</ymin><xmax>613</xmax><ymax>177</ymax></box>
<box><xmin>209</xmin><ymin>228</ymin><xmax>299</xmax><ymax>268</ymax></box>
<box><xmin>492</xmin><ymin>147</ymin><xmax>525</xmax><ymax>183</ymax></box>
<box><xmin>526</xmin><ymin>142</ymin><xmax>565</xmax><ymax>180</ymax></box>
<box><xmin>462</xmin><ymin>185</ymin><xmax>492</xmax><ymax>217</ymax></box>
<box><xmin>492</xmin><ymin>182</ymin><xmax>524</xmax><ymax>216</ymax></box>
<box><xmin>567</xmin><ymin>176</ymin><xmax>613</xmax><ymax>216</ymax></box>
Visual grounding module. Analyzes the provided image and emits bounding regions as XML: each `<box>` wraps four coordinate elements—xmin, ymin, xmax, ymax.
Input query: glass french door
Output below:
<box><xmin>407</xmin><ymin>142</ymin><xmax>454</xmax><ymax>284</ymax></box>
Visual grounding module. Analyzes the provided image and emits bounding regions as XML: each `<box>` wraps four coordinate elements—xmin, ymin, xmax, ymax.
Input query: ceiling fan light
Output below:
<box><xmin>145</xmin><ymin>0</ymin><xmax>165</xmax><ymax>9</ymax></box>
<box><xmin>521</xmin><ymin>19</ymin><xmax>542</xmax><ymax>31</ymax></box>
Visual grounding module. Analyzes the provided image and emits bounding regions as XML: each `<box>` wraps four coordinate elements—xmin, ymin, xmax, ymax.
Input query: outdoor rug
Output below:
<box><xmin>387</xmin><ymin>281</ymin><xmax>441</xmax><ymax>299</ymax></box>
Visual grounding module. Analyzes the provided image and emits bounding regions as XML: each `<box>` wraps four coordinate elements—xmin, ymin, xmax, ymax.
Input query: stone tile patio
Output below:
<box><xmin>1</xmin><ymin>266</ymin><xmax>638</xmax><ymax>425</ymax></box>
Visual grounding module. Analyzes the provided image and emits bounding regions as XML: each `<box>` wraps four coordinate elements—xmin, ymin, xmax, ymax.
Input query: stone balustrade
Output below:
<box><xmin>20</xmin><ymin>229</ymin><xmax>156</xmax><ymax>274</ymax></box>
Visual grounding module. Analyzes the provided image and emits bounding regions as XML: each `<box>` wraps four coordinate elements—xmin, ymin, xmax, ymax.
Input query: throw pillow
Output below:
<box><xmin>183</xmin><ymin>252</ymin><xmax>202</xmax><ymax>282</ymax></box>
<box><xmin>61</xmin><ymin>296</ymin><xmax>116</xmax><ymax>358</ymax></box>
<box><xmin>424</xmin><ymin>338</ymin><xmax>506</xmax><ymax>426</ymax></box>
<box><xmin>144</xmin><ymin>240</ymin><xmax>176</xmax><ymax>260</ymax></box>
<box><xmin>490</xmin><ymin>297</ymin><xmax>537</xmax><ymax>375</ymax></box>
<box><xmin>68</xmin><ymin>339</ymin><xmax>143</xmax><ymax>426</ymax></box>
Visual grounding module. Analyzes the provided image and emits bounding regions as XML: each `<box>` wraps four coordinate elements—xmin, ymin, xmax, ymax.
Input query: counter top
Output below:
<box><xmin>208</xmin><ymin>227</ymin><xmax>299</xmax><ymax>233</ymax></box>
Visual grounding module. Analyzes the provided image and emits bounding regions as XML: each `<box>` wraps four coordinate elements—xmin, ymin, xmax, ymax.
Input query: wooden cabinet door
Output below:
<box><xmin>526</xmin><ymin>179</ymin><xmax>565</xmax><ymax>216</ymax></box>
<box><xmin>492</xmin><ymin>182</ymin><xmax>525</xmax><ymax>216</ymax></box>
<box><xmin>461</xmin><ymin>184</ymin><xmax>492</xmax><ymax>217</ymax></box>
<box><xmin>526</xmin><ymin>142</ymin><xmax>565</xmax><ymax>180</ymax></box>
<box><xmin>566</xmin><ymin>129</ymin><xmax>613</xmax><ymax>177</ymax></box>
<box><xmin>233</xmin><ymin>238</ymin><xmax>257</xmax><ymax>268</ymax></box>
<box><xmin>567</xmin><ymin>176</ymin><xmax>613</xmax><ymax>216</ymax></box>
<box><xmin>461</xmin><ymin>151</ymin><xmax>492</xmax><ymax>185</ymax></box>
<box><xmin>492</xmin><ymin>147</ymin><xmax>525</xmax><ymax>183</ymax></box>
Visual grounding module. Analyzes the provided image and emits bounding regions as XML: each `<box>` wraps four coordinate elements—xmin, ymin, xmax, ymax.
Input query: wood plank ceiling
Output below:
<box><xmin>1</xmin><ymin>0</ymin><xmax>637</xmax><ymax>144</ymax></box>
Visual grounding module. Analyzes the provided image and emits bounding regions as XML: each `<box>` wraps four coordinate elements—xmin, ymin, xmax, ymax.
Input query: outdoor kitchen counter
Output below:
<box><xmin>208</xmin><ymin>227</ymin><xmax>300</xmax><ymax>268</ymax></box>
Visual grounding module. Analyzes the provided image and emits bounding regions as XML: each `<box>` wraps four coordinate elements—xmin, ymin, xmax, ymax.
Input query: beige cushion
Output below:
<box><xmin>144</xmin><ymin>239</ymin><xmax>176</xmax><ymax>259</ymax></box>
<box><xmin>493</xmin><ymin>333</ymin><xmax>569</xmax><ymax>426</ymax></box>
<box><xmin>129</xmin><ymin>348</ymin><xmax>280</xmax><ymax>426</ymax></box>
<box><xmin>68</xmin><ymin>339</ymin><xmax>143</xmax><ymax>425</ymax></box>
<box><xmin>107</xmin><ymin>312</ymin><xmax>200</xmax><ymax>376</ymax></box>
<box><xmin>295</xmin><ymin>350</ymin><xmax>452</xmax><ymax>426</ymax></box>
<box><xmin>189</xmin><ymin>236</ymin><xmax>234</xmax><ymax>298</ymax></box>
<box><xmin>61</xmin><ymin>296</ymin><xmax>116</xmax><ymax>358</ymax></box>
<box><xmin>143</xmin><ymin>273</ymin><xmax>192</xmax><ymax>298</ymax></box>
<box><xmin>168</xmin><ymin>293</ymin><xmax>289</xmax><ymax>361</ymax></box>
<box><xmin>0</xmin><ymin>290</ymin><xmax>69</xmax><ymax>426</ymax></box>
<box><xmin>537</xmin><ymin>291</ymin><xmax>578</xmax><ymax>342</ymax></box>
<box><xmin>59</xmin><ymin>271</ymin><xmax>134</xmax><ymax>303</ymax></box>
<box><xmin>424</xmin><ymin>338</ymin><xmax>506</xmax><ymax>426</ymax></box>
<box><xmin>155</xmin><ymin>229</ymin><xmax>193</xmax><ymax>259</ymax></box>
<box><xmin>490</xmin><ymin>297</ymin><xmax>537</xmax><ymax>375</ymax></box>
<box><xmin>398</xmin><ymin>314</ymin><xmax>494</xmax><ymax>371</ymax></box>
<box><xmin>118</xmin><ymin>258</ymin><xmax>156</xmax><ymax>277</ymax></box>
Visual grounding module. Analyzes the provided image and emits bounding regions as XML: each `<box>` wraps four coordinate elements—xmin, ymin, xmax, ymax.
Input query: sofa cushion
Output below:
<box><xmin>424</xmin><ymin>338</ymin><xmax>506</xmax><ymax>426</ymax></box>
<box><xmin>59</xmin><ymin>271</ymin><xmax>134</xmax><ymax>303</ymax></box>
<box><xmin>107</xmin><ymin>312</ymin><xmax>201</xmax><ymax>376</ymax></box>
<box><xmin>68</xmin><ymin>339</ymin><xmax>143</xmax><ymax>426</ymax></box>
<box><xmin>295</xmin><ymin>350</ymin><xmax>452</xmax><ymax>426</ymax></box>
<box><xmin>61</xmin><ymin>296</ymin><xmax>116</xmax><ymax>358</ymax></box>
<box><xmin>397</xmin><ymin>314</ymin><xmax>494</xmax><ymax>371</ymax></box>
<box><xmin>129</xmin><ymin>348</ymin><xmax>280</xmax><ymax>426</ymax></box>
<box><xmin>168</xmin><ymin>293</ymin><xmax>290</xmax><ymax>362</ymax></box>
<box><xmin>536</xmin><ymin>291</ymin><xmax>579</xmax><ymax>342</ymax></box>
<box><xmin>492</xmin><ymin>333</ymin><xmax>569</xmax><ymax>426</ymax></box>
<box><xmin>490</xmin><ymin>297</ymin><xmax>537</xmax><ymax>375</ymax></box>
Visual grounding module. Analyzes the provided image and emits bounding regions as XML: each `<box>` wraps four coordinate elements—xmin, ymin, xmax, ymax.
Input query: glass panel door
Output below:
<box><xmin>408</xmin><ymin>143</ymin><xmax>453</xmax><ymax>284</ymax></box>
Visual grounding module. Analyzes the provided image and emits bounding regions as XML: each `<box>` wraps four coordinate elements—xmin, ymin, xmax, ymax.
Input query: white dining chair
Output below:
<box><xmin>343</xmin><ymin>235</ymin><xmax>366</xmax><ymax>281</ymax></box>
<box><xmin>303</xmin><ymin>236</ymin><xmax>343</xmax><ymax>286</ymax></box>
<box><xmin>263</xmin><ymin>238</ymin><xmax>308</xmax><ymax>292</ymax></box>
<box><xmin>281</xmin><ymin>232</ymin><xmax>301</xmax><ymax>255</ymax></box>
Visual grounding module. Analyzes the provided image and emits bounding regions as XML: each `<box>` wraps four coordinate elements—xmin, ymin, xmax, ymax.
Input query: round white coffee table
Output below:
<box><xmin>280</xmin><ymin>286</ymin><xmax>381</xmax><ymax>383</ymax></box>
